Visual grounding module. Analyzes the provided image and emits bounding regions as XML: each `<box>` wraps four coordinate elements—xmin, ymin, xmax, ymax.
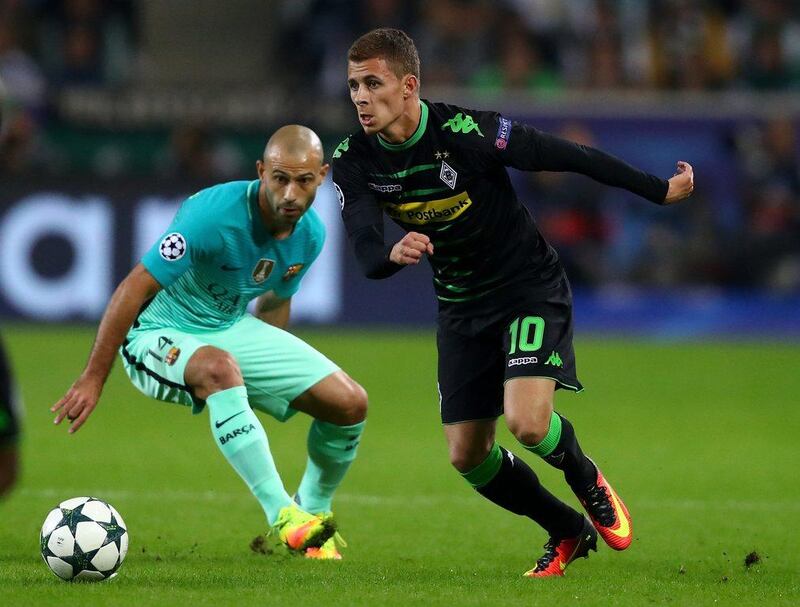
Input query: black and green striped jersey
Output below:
<box><xmin>332</xmin><ymin>99</ymin><xmax>668</xmax><ymax>318</ymax></box>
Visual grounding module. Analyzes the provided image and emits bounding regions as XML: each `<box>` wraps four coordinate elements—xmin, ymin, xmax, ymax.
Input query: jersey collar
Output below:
<box><xmin>377</xmin><ymin>100</ymin><xmax>428</xmax><ymax>152</ymax></box>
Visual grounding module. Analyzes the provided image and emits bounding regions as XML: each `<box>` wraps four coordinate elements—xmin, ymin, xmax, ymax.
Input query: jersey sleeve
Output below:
<box><xmin>271</xmin><ymin>212</ymin><xmax>326</xmax><ymax>299</ymax></box>
<box><xmin>469</xmin><ymin>110</ymin><xmax>669</xmax><ymax>204</ymax></box>
<box><xmin>332</xmin><ymin>138</ymin><xmax>404</xmax><ymax>279</ymax></box>
<box><xmin>141</xmin><ymin>192</ymin><xmax>224</xmax><ymax>288</ymax></box>
<box><xmin>332</xmin><ymin>138</ymin><xmax>384</xmax><ymax>236</ymax></box>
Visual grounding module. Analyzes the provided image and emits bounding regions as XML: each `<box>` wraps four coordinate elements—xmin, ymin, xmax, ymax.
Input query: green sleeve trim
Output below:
<box><xmin>522</xmin><ymin>411</ymin><xmax>562</xmax><ymax>457</ymax></box>
<box><xmin>377</xmin><ymin>100</ymin><xmax>429</xmax><ymax>151</ymax></box>
<box><xmin>460</xmin><ymin>442</ymin><xmax>502</xmax><ymax>488</ymax></box>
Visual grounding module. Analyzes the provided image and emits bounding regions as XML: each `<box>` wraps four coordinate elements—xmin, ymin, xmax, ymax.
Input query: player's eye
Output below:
<box><xmin>348</xmin><ymin>81</ymin><xmax>358</xmax><ymax>91</ymax></box>
<box><xmin>367</xmin><ymin>80</ymin><xmax>380</xmax><ymax>89</ymax></box>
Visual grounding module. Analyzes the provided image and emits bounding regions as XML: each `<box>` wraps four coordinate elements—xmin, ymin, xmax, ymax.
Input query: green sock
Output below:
<box><xmin>522</xmin><ymin>411</ymin><xmax>562</xmax><ymax>457</ymax></box>
<box><xmin>296</xmin><ymin>419</ymin><xmax>365</xmax><ymax>514</ymax></box>
<box><xmin>207</xmin><ymin>386</ymin><xmax>291</xmax><ymax>524</ymax></box>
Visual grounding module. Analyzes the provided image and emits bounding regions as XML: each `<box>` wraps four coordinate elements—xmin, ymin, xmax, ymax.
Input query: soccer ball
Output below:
<box><xmin>40</xmin><ymin>496</ymin><xmax>129</xmax><ymax>581</ymax></box>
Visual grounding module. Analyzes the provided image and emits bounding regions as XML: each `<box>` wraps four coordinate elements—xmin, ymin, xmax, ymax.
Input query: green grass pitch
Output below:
<box><xmin>0</xmin><ymin>325</ymin><xmax>798</xmax><ymax>606</ymax></box>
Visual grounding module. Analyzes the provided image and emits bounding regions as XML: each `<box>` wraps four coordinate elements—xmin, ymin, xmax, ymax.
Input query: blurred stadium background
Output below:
<box><xmin>2</xmin><ymin>2</ymin><xmax>800</xmax><ymax>603</ymax></box>
<box><xmin>1</xmin><ymin>0</ymin><xmax>799</xmax><ymax>334</ymax></box>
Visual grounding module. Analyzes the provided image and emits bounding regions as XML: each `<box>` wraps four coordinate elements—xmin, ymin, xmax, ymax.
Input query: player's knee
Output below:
<box><xmin>192</xmin><ymin>349</ymin><xmax>242</xmax><ymax>394</ymax></box>
<box><xmin>448</xmin><ymin>443</ymin><xmax>492</xmax><ymax>474</ymax></box>
<box><xmin>506</xmin><ymin>402</ymin><xmax>553</xmax><ymax>446</ymax></box>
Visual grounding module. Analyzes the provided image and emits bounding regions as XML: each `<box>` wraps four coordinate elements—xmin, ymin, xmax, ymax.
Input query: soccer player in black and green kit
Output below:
<box><xmin>333</xmin><ymin>29</ymin><xmax>695</xmax><ymax>577</ymax></box>
<box><xmin>52</xmin><ymin>126</ymin><xmax>366</xmax><ymax>560</ymax></box>
<box><xmin>0</xmin><ymin>332</ymin><xmax>21</xmax><ymax>498</ymax></box>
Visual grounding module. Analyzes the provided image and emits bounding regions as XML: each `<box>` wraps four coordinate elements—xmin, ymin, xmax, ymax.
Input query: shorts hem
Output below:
<box><xmin>503</xmin><ymin>375</ymin><xmax>584</xmax><ymax>393</ymax></box>
<box><xmin>441</xmin><ymin>415</ymin><xmax>501</xmax><ymax>426</ymax></box>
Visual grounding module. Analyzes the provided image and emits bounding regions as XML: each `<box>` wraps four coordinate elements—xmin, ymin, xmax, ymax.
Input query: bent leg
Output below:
<box><xmin>505</xmin><ymin>377</ymin><xmax>595</xmax><ymax>491</ymax></box>
<box><xmin>447</xmin><ymin>419</ymin><xmax>583</xmax><ymax>539</ymax></box>
<box><xmin>185</xmin><ymin>346</ymin><xmax>292</xmax><ymax>524</ymax></box>
<box><xmin>291</xmin><ymin>371</ymin><xmax>368</xmax><ymax>513</ymax></box>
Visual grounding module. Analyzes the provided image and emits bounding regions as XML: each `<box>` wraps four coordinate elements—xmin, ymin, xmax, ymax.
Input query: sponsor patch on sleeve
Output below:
<box><xmin>334</xmin><ymin>182</ymin><xmax>345</xmax><ymax>210</ymax></box>
<box><xmin>495</xmin><ymin>116</ymin><xmax>512</xmax><ymax>150</ymax></box>
<box><xmin>159</xmin><ymin>232</ymin><xmax>186</xmax><ymax>261</ymax></box>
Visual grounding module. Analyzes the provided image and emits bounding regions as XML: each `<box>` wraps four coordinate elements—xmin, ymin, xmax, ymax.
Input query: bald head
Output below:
<box><xmin>263</xmin><ymin>124</ymin><xmax>325</xmax><ymax>165</ymax></box>
<box><xmin>256</xmin><ymin>124</ymin><xmax>330</xmax><ymax>234</ymax></box>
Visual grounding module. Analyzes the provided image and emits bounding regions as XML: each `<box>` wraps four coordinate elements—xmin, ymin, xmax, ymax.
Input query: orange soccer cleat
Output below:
<box><xmin>576</xmin><ymin>459</ymin><xmax>633</xmax><ymax>551</ymax></box>
<box><xmin>524</xmin><ymin>517</ymin><xmax>597</xmax><ymax>578</ymax></box>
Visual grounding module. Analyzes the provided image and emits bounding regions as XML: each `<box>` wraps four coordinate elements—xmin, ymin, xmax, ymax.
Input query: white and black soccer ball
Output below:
<box><xmin>159</xmin><ymin>232</ymin><xmax>186</xmax><ymax>261</ymax></box>
<box><xmin>40</xmin><ymin>496</ymin><xmax>129</xmax><ymax>582</ymax></box>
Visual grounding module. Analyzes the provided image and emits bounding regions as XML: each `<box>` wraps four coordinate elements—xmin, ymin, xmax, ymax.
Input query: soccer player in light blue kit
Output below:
<box><xmin>52</xmin><ymin>125</ymin><xmax>365</xmax><ymax>559</ymax></box>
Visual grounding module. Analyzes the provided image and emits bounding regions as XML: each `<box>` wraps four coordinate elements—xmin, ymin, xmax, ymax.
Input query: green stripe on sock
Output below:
<box><xmin>523</xmin><ymin>412</ymin><xmax>562</xmax><ymax>457</ymax></box>
<box><xmin>461</xmin><ymin>443</ymin><xmax>503</xmax><ymax>488</ymax></box>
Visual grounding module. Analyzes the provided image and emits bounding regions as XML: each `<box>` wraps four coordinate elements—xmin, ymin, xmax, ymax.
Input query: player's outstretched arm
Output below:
<box><xmin>51</xmin><ymin>263</ymin><xmax>161</xmax><ymax>433</ymax></box>
<box><xmin>389</xmin><ymin>232</ymin><xmax>434</xmax><ymax>266</ymax></box>
<box><xmin>664</xmin><ymin>161</ymin><xmax>694</xmax><ymax>204</ymax></box>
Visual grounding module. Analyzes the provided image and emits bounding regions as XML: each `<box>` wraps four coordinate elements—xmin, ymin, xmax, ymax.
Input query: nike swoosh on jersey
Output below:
<box><xmin>215</xmin><ymin>411</ymin><xmax>245</xmax><ymax>428</ymax></box>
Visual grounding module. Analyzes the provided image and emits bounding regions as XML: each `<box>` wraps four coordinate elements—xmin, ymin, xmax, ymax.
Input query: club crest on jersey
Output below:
<box><xmin>282</xmin><ymin>263</ymin><xmax>304</xmax><ymax>281</ymax></box>
<box><xmin>440</xmin><ymin>161</ymin><xmax>458</xmax><ymax>190</ymax></box>
<box><xmin>165</xmin><ymin>347</ymin><xmax>181</xmax><ymax>366</ymax></box>
<box><xmin>252</xmin><ymin>258</ymin><xmax>275</xmax><ymax>283</ymax></box>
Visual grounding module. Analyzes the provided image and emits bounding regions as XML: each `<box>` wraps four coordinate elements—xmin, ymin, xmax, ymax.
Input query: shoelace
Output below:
<box><xmin>583</xmin><ymin>484</ymin><xmax>616</xmax><ymax>527</ymax></box>
<box><xmin>331</xmin><ymin>531</ymin><xmax>348</xmax><ymax>548</ymax></box>
<box><xmin>534</xmin><ymin>539</ymin><xmax>559</xmax><ymax>571</ymax></box>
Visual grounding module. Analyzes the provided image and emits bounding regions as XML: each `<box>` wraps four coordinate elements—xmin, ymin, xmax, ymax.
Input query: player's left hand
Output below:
<box><xmin>51</xmin><ymin>374</ymin><xmax>103</xmax><ymax>434</ymax></box>
<box><xmin>664</xmin><ymin>161</ymin><xmax>694</xmax><ymax>204</ymax></box>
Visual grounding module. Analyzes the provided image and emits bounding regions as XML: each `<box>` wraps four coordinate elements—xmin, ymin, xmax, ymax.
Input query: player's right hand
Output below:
<box><xmin>664</xmin><ymin>161</ymin><xmax>694</xmax><ymax>204</ymax></box>
<box><xmin>389</xmin><ymin>232</ymin><xmax>434</xmax><ymax>265</ymax></box>
<box><xmin>51</xmin><ymin>374</ymin><xmax>103</xmax><ymax>434</ymax></box>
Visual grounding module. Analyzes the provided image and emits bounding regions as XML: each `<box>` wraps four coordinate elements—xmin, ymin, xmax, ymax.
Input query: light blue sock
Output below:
<box><xmin>206</xmin><ymin>386</ymin><xmax>291</xmax><ymax>524</ymax></box>
<box><xmin>296</xmin><ymin>419</ymin><xmax>365</xmax><ymax>514</ymax></box>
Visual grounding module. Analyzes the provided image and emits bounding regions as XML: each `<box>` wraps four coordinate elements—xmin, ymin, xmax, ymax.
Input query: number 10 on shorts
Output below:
<box><xmin>508</xmin><ymin>316</ymin><xmax>545</xmax><ymax>354</ymax></box>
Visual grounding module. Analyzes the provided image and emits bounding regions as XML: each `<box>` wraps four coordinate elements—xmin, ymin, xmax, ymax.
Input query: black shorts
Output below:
<box><xmin>0</xmin><ymin>335</ymin><xmax>20</xmax><ymax>446</ymax></box>
<box><xmin>436</xmin><ymin>279</ymin><xmax>583</xmax><ymax>424</ymax></box>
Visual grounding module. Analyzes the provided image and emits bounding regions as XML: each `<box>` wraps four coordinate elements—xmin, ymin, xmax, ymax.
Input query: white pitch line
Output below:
<box><xmin>14</xmin><ymin>488</ymin><xmax>800</xmax><ymax>512</ymax></box>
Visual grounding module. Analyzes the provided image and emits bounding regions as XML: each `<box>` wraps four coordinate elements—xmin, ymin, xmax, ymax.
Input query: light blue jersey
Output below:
<box><xmin>137</xmin><ymin>180</ymin><xmax>325</xmax><ymax>332</ymax></box>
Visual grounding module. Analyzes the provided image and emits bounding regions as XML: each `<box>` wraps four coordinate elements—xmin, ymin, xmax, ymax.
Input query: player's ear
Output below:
<box><xmin>319</xmin><ymin>163</ymin><xmax>330</xmax><ymax>181</ymax></box>
<box><xmin>403</xmin><ymin>74</ymin><xmax>418</xmax><ymax>99</ymax></box>
<box><xmin>256</xmin><ymin>159</ymin><xmax>265</xmax><ymax>179</ymax></box>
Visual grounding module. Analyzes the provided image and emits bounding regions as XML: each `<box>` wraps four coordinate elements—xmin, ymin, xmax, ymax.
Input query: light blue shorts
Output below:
<box><xmin>120</xmin><ymin>314</ymin><xmax>339</xmax><ymax>422</ymax></box>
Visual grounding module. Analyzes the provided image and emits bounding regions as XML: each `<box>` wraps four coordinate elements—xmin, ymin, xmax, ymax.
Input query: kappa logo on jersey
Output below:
<box><xmin>440</xmin><ymin>161</ymin><xmax>458</xmax><ymax>189</ymax></box>
<box><xmin>282</xmin><ymin>263</ymin><xmax>304</xmax><ymax>281</ymax></box>
<box><xmin>332</xmin><ymin>137</ymin><xmax>350</xmax><ymax>159</ymax></box>
<box><xmin>334</xmin><ymin>182</ymin><xmax>345</xmax><ymax>210</ymax></box>
<box><xmin>159</xmin><ymin>232</ymin><xmax>186</xmax><ymax>261</ymax></box>
<box><xmin>509</xmin><ymin>356</ymin><xmax>539</xmax><ymax>367</ymax></box>
<box><xmin>252</xmin><ymin>258</ymin><xmax>275</xmax><ymax>283</ymax></box>
<box><xmin>442</xmin><ymin>112</ymin><xmax>484</xmax><ymax>137</ymax></box>
<box><xmin>495</xmin><ymin>117</ymin><xmax>512</xmax><ymax>150</ymax></box>
<box><xmin>383</xmin><ymin>191</ymin><xmax>473</xmax><ymax>225</ymax></box>
<box><xmin>368</xmin><ymin>182</ymin><xmax>402</xmax><ymax>193</ymax></box>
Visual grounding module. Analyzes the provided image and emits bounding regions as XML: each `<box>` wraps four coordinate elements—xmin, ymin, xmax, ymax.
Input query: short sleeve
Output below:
<box><xmin>141</xmin><ymin>193</ymin><xmax>224</xmax><ymax>288</ymax></box>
